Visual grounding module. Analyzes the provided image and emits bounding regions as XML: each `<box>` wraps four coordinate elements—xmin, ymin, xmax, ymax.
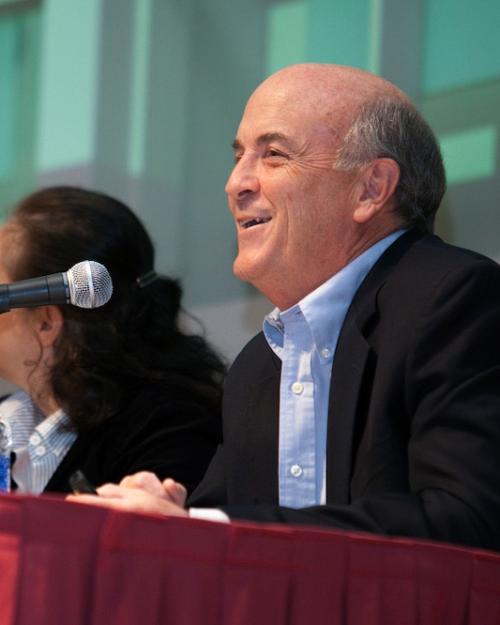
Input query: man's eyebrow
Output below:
<box><xmin>256</xmin><ymin>132</ymin><xmax>293</xmax><ymax>147</ymax></box>
<box><xmin>231</xmin><ymin>132</ymin><xmax>295</xmax><ymax>152</ymax></box>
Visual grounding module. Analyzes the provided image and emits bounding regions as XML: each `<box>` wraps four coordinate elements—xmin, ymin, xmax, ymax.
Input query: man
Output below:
<box><xmin>72</xmin><ymin>64</ymin><xmax>500</xmax><ymax>551</ymax></box>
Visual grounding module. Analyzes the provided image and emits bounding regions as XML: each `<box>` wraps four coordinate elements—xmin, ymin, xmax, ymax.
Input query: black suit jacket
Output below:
<box><xmin>43</xmin><ymin>384</ymin><xmax>221</xmax><ymax>496</ymax></box>
<box><xmin>189</xmin><ymin>231</ymin><xmax>500</xmax><ymax>550</ymax></box>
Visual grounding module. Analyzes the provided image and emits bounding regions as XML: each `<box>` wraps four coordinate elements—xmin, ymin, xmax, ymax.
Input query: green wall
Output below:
<box><xmin>422</xmin><ymin>0</ymin><xmax>500</xmax><ymax>93</ymax></box>
<box><xmin>37</xmin><ymin>0</ymin><xmax>100</xmax><ymax>171</ymax></box>
<box><xmin>0</xmin><ymin>5</ymin><xmax>39</xmax><ymax>214</ymax></box>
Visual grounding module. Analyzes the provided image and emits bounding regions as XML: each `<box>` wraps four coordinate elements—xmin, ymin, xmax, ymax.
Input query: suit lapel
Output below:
<box><xmin>246</xmin><ymin>360</ymin><xmax>281</xmax><ymax>502</ymax></box>
<box><xmin>326</xmin><ymin>228</ymin><xmax>425</xmax><ymax>504</ymax></box>
<box><xmin>225</xmin><ymin>334</ymin><xmax>281</xmax><ymax>503</ymax></box>
<box><xmin>326</xmin><ymin>297</ymin><xmax>373</xmax><ymax>503</ymax></box>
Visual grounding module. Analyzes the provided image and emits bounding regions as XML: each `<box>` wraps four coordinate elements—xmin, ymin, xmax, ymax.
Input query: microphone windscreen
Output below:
<box><xmin>67</xmin><ymin>261</ymin><xmax>113</xmax><ymax>308</ymax></box>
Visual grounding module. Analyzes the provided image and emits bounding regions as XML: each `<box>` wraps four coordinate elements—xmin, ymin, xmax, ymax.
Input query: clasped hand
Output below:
<box><xmin>66</xmin><ymin>472</ymin><xmax>189</xmax><ymax>518</ymax></box>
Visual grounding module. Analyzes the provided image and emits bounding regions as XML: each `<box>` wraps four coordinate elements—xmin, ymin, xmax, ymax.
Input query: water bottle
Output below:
<box><xmin>0</xmin><ymin>418</ymin><xmax>12</xmax><ymax>493</ymax></box>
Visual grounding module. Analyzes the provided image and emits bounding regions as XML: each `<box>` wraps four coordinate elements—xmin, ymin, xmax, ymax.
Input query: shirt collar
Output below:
<box><xmin>35</xmin><ymin>408</ymin><xmax>74</xmax><ymax>458</ymax></box>
<box><xmin>263</xmin><ymin>230</ymin><xmax>405</xmax><ymax>355</ymax></box>
<box><xmin>0</xmin><ymin>390</ymin><xmax>72</xmax><ymax>456</ymax></box>
<box><xmin>0</xmin><ymin>391</ymin><xmax>45</xmax><ymax>449</ymax></box>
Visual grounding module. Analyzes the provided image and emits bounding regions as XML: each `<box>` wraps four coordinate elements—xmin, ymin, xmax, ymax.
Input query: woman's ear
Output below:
<box><xmin>33</xmin><ymin>305</ymin><xmax>64</xmax><ymax>348</ymax></box>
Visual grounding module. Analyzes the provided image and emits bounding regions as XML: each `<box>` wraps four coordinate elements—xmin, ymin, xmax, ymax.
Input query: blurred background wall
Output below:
<box><xmin>0</xmin><ymin>0</ymin><xmax>499</xmax><ymax>370</ymax></box>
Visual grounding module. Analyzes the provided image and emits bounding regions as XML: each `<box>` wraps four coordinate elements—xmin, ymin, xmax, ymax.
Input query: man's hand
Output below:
<box><xmin>66</xmin><ymin>471</ymin><xmax>188</xmax><ymax>517</ymax></box>
<box><xmin>119</xmin><ymin>471</ymin><xmax>187</xmax><ymax>507</ymax></box>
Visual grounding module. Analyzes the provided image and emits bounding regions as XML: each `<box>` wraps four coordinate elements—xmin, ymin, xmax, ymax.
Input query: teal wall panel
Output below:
<box><xmin>266</xmin><ymin>1</ymin><xmax>308</xmax><ymax>75</ymax></box>
<box><xmin>0</xmin><ymin>6</ymin><xmax>40</xmax><ymax>218</ymax></box>
<box><xmin>0</xmin><ymin>19</ymin><xmax>17</xmax><ymax>181</ymax></box>
<box><xmin>36</xmin><ymin>0</ymin><xmax>100</xmax><ymax>170</ymax></box>
<box><xmin>308</xmin><ymin>0</ymin><xmax>372</xmax><ymax>68</ymax></box>
<box><xmin>266</xmin><ymin>0</ymin><xmax>374</xmax><ymax>77</ymax></box>
<box><xmin>439</xmin><ymin>126</ymin><xmax>497</xmax><ymax>186</ymax></box>
<box><xmin>422</xmin><ymin>0</ymin><xmax>500</xmax><ymax>93</ymax></box>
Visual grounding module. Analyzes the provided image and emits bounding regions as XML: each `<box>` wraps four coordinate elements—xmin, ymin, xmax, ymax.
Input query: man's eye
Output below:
<box><xmin>265</xmin><ymin>148</ymin><xmax>285</xmax><ymax>159</ymax></box>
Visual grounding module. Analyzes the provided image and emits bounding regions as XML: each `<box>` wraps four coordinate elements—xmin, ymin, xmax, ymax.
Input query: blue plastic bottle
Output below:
<box><xmin>0</xmin><ymin>419</ymin><xmax>12</xmax><ymax>493</ymax></box>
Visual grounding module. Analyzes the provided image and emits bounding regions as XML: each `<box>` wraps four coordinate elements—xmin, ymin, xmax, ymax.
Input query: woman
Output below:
<box><xmin>0</xmin><ymin>186</ymin><xmax>225</xmax><ymax>495</ymax></box>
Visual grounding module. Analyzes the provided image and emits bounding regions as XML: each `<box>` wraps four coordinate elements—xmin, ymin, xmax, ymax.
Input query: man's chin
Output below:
<box><xmin>233</xmin><ymin>256</ymin><xmax>265</xmax><ymax>286</ymax></box>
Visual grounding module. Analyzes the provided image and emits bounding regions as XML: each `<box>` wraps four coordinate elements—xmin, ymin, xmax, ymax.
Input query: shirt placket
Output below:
<box><xmin>278</xmin><ymin>310</ymin><xmax>316</xmax><ymax>508</ymax></box>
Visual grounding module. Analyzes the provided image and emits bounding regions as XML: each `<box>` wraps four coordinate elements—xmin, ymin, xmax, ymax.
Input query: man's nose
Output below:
<box><xmin>225</xmin><ymin>159</ymin><xmax>260</xmax><ymax>201</ymax></box>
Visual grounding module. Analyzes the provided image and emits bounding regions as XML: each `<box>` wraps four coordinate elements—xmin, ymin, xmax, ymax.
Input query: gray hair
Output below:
<box><xmin>335</xmin><ymin>98</ymin><xmax>446</xmax><ymax>231</ymax></box>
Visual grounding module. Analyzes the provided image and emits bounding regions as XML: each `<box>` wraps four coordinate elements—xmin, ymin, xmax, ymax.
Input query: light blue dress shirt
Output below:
<box><xmin>263</xmin><ymin>231</ymin><xmax>405</xmax><ymax>508</ymax></box>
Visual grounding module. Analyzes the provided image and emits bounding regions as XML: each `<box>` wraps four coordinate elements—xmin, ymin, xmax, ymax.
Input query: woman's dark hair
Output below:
<box><xmin>6</xmin><ymin>186</ymin><xmax>226</xmax><ymax>431</ymax></box>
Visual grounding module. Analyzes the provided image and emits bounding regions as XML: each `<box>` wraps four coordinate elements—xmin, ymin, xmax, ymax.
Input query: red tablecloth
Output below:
<box><xmin>0</xmin><ymin>493</ymin><xmax>499</xmax><ymax>624</ymax></box>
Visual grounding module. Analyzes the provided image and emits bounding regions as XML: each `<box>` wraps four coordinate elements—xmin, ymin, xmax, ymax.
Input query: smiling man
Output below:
<box><xmin>72</xmin><ymin>64</ymin><xmax>500</xmax><ymax>551</ymax></box>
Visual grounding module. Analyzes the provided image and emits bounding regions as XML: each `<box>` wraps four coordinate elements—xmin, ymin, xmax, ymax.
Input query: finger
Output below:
<box><xmin>96</xmin><ymin>483</ymin><xmax>129</xmax><ymax>498</ymax></box>
<box><xmin>119</xmin><ymin>471</ymin><xmax>163</xmax><ymax>494</ymax></box>
<box><xmin>119</xmin><ymin>475</ymin><xmax>136</xmax><ymax>488</ymax></box>
<box><xmin>162</xmin><ymin>478</ymin><xmax>187</xmax><ymax>506</ymax></box>
<box><xmin>66</xmin><ymin>493</ymin><xmax>129</xmax><ymax>509</ymax></box>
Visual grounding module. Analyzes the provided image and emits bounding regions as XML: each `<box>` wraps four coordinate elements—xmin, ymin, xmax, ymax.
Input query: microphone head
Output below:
<box><xmin>66</xmin><ymin>261</ymin><xmax>113</xmax><ymax>309</ymax></box>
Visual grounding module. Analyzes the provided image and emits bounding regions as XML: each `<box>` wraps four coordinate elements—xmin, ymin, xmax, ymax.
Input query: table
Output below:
<box><xmin>1</xmin><ymin>493</ymin><xmax>499</xmax><ymax>624</ymax></box>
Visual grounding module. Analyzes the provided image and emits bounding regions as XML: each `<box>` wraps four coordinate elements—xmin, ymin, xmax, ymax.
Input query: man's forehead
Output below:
<box><xmin>233</xmin><ymin>96</ymin><xmax>344</xmax><ymax>152</ymax></box>
<box><xmin>240</xmin><ymin>77</ymin><xmax>357</xmax><ymax>136</ymax></box>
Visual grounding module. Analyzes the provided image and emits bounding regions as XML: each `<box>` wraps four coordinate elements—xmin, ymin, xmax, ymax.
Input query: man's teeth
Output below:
<box><xmin>242</xmin><ymin>217</ymin><xmax>271</xmax><ymax>229</ymax></box>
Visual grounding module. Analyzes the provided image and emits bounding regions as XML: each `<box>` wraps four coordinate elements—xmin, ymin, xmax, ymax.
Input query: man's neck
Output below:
<box><xmin>263</xmin><ymin>227</ymin><xmax>404</xmax><ymax>310</ymax></box>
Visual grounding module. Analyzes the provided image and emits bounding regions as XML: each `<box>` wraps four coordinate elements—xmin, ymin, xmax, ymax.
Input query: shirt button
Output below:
<box><xmin>291</xmin><ymin>382</ymin><xmax>303</xmax><ymax>394</ymax></box>
<box><xmin>290</xmin><ymin>464</ymin><xmax>303</xmax><ymax>477</ymax></box>
<box><xmin>29</xmin><ymin>433</ymin><xmax>41</xmax><ymax>446</ymax></box>
<box><xmin>320</xmin><ymin>348</ymin><xmax>331</xmax><ymax>358</ymax></box>
<box><xmin>35</xmin><ymin>445</ymin><xmax>46</xmax><ymax>456</ymax></box>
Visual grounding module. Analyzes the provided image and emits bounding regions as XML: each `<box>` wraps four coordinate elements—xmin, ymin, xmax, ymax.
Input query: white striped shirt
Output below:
<box><xmin>0</xmin><ymin>391</ymin><xmax>77</xmax><ymax>494</ymax></box>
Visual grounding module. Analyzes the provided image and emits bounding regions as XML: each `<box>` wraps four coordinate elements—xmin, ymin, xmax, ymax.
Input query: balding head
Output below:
<box><xmin>248</xmin><ymin>63</ymin><xmax>407</xmax><ymax>142</ymax></box>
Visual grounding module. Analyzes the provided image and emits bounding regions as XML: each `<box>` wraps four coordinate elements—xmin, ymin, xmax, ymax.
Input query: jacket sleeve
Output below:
<box><xmin>187</xmin><ymin>444</ymin><xmax>228</xmax><ymax>507</ymax></box>
<box><xmin>106</xmin><ymin>396</ymin><xmax>222</xmax><ymax>496</ymax></box>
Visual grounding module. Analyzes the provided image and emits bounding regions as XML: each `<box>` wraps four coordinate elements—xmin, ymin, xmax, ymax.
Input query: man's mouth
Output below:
<box><xmin>241</xmin><ymin>216</ymin><xmax>272</xmax><ymax>230</ymax></box>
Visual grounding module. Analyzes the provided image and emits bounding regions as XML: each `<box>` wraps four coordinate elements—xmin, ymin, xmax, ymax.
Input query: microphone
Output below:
<box><xmin>0</xmin><ymin>261</ymin><xmax>113</xmax><ymax>314</ymax></box>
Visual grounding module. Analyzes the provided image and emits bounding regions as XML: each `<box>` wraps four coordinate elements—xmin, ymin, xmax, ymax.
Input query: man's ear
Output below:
<box><xmin>33</xmin><ymin>305</ymin><xmax>64</xmax><ymax>348</ymax></box>
<box><xmin>352</xmin><ymin>158</ymin><xmax>400</xmax><ymax>224</ymax></box>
